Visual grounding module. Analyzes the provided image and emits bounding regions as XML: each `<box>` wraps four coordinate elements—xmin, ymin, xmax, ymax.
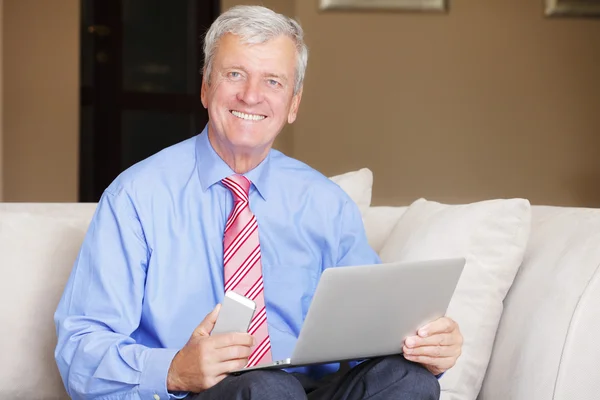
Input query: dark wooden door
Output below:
<box><xmin>80</xmin><ymin>0</ymin><xmax>219</xmax><ymax>202</ymax></box>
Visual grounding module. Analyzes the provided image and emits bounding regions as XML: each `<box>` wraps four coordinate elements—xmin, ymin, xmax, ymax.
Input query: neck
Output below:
<box><xmin>207</xmin><ymin>128</ymin><xmax>269</xmax><ymax>174</ymax></box>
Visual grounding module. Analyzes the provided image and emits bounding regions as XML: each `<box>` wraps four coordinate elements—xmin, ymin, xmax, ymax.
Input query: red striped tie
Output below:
<box><xmin>222</xmin><ymin>175</ymin><xmax>272</xmax><ymax>367</ymax></box>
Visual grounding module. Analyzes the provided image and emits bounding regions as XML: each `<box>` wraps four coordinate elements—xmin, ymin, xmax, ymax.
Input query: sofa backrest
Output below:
<box><xmin>0</xmin><ymin>203</ymin><xmax>96</xmax><ymax>399</ymax></box>
<box><xmin>362</xmin><ymin>206</ymin><xmax>407</xmax><ymax>253</ymax></box>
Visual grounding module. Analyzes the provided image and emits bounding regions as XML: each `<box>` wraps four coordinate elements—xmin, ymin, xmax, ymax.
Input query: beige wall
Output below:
<box><xmin>3</xmin><ymin>1</ymin><xmax>600</xmax><ymax>206</ymax></box>
<box><xmin>3</xmin><ymin>0</ymin><xmax>79</xmax><ymax>202</ymax></box>
<box><xmin>292</xmin><ymin>0</ymin><xmax>600</xmax><ymax>207</ymax></box>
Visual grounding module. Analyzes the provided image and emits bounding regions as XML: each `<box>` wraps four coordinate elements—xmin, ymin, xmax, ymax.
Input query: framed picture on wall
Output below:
<box><xmin>319</xmin><ymin>0</ymin><xmax>447</xmax><ymax>12</ymax></box>
<box><xmin>545</xmin><ymin>0</ymin><xmax>600</xmax><ymax>16</ymax></box>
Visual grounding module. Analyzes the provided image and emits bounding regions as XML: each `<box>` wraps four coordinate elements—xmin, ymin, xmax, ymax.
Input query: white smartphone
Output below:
<box><xmin>211</xmin><ymin>291</ymin><xmax>256</xmax><ymax>335</ymax></box>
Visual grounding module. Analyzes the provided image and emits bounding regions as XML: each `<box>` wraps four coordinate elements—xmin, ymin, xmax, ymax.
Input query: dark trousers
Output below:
<box><xmin>186</xmin><ymin>355</ymin><xmax>440</xmax><ymax>400</ymax></box>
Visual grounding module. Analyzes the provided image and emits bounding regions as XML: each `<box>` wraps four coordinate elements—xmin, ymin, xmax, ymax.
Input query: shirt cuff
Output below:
<box><xmin>138</xmin><ymin>348</ymin><xmax>188</xmax><ymax>400</ymax></box>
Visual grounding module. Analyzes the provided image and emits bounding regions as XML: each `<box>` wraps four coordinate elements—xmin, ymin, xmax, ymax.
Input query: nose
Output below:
<box><xmin>237</xmin><ymin>78</ymin><xmax>263</xmax><ymax>105</ymax></box>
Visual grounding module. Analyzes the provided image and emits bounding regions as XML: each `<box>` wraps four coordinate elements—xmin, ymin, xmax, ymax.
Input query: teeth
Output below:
<box><xmin>231</xmin><ymin>110</ymin><xmax>266</xmax><ymax>121</ymax></box>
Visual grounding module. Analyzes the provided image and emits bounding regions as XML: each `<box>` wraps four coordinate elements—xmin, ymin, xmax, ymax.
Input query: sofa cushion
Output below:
<box><xmin>329</xmin><ymin>168</ymin><xmax>373</xmax><ymax>215</ymax></box>
<box><xmin>0</xmin><ymin>210</ymin><xmax>90</xmax><ymax>399</ymax></box>
<box><xmin>379</xmin><ymin>198</ymin><xmax>531</xmax><ymax>400</ymax></box>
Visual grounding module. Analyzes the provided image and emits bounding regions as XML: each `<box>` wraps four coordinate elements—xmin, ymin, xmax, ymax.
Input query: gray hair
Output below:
<box><xmin>203</xmin><ymin>5</ymin><xmax>308</xmax><ymax>95</ymax></box>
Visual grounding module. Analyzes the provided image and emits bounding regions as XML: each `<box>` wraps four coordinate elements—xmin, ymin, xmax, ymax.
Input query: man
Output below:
<box><xmin>55</xmin><ymin>5</ymin><xmax>462</xmax><ymax>400</ymax></box>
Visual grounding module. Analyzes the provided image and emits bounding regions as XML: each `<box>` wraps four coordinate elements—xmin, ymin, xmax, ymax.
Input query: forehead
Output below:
<box><xmin>214</xmin><ymin>33</ymin><xmax>297</xmax><ymax>75</ymax></box>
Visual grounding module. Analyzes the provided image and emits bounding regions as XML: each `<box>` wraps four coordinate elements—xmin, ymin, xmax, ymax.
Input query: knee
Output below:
<box><xmin>405</xmin><ymin>363</ymin><xmax>440</xmax><ymax>400</ymax></box>
<box><xmin>241</xmin><ymin>370</ymin><xmax>305</xmax><ymax>399</ymax></box>
<box><xmin>369</xmin><ymin>356</ymin><xmax>441</xmax><ymax>400</ymax></box>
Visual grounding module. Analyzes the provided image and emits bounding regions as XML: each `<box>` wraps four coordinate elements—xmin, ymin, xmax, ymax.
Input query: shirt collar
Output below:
<box><xmin>195</xmin><ymin>124</ymin><xmax>271</xmax><ymax>200</ymax></box>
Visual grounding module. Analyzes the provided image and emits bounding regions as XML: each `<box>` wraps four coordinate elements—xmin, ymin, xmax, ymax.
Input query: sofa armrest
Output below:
<box><xmin>479</xmin><ymin>206</ymin><xmax>600</xmax><ymax>400</ymax></box>
<box><xmin>555</xmin><ymin>265</ymin><xmax>600</xmax><ymax>398</ymax></box>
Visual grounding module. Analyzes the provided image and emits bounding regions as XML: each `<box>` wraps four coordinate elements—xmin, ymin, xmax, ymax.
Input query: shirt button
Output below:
<box><xmin>153</xmin><ymin>394</ymin><xmax>160</xmax><ymax>400</ymax></box>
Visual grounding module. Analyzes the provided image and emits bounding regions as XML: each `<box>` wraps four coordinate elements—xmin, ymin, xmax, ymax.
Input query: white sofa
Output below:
<box><xmin>1</xmin><ymin>198</ymin><xmax>599</xmax><ymax>399</ymax></box>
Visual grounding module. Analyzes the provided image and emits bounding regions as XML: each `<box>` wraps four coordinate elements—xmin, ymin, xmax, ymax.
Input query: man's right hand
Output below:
<box><xmin>167</xmin><ymin>304</ymin><xmax>254</xmax><ymax>393</ymax></box>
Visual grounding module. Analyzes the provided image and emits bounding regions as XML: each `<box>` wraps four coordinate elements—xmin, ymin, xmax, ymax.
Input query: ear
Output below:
<box><xmin>287</xmin><ymin>86</ymin><xmax>303</xmax><ymax>124</ymax></box>
<box><xmin>200</xmin><ymin>70</ymin><xmax>209</xmax><ymax>108</ymax></box>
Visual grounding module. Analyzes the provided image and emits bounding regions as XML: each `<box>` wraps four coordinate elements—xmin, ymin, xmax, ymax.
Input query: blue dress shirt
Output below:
<box><xmin>54</xmin><ymin>126</ymin><xmax>380</xmax><ymax>400</ymax></box>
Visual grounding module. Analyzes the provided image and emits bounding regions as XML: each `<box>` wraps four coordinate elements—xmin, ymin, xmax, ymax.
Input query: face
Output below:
<box><xmin>201</xmin><ymin>33</ymin><xmax>303</xmax><ymax>158</ymax></box>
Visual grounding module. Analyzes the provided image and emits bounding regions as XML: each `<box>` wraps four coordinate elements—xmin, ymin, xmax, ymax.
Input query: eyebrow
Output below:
<box><xmin>227</xmin><ymin>65</ymin><xmax>249</xmax><ymax>74</ymax></box>
<box><xmin>226</xmin><ymin>65</ymin><xmax>288</xmax><ymax>83</ymax></box>
<box><xmin>264</xmin><ymin>73</ymin><xmax>288</xmax><ymax>83</ymax></box>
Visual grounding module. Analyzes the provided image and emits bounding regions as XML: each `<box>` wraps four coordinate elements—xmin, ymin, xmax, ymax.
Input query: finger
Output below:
<box><xmin>405</xmin><ymin>333</ymin><xmax>454</xmax><ymax>348</ymax></box>
<box><xmin>213</xmin><ymin>332</ymin><xmax>254</xmax><ymax>349</ymax></box>
<box><xmin>216</xmin><ymin>358</ymin><xmax>250</xmax><ymax>375</ymax></box>
<box><xmin>194</xmin><ymin>304</ymin><xmax>221</xmax><ymax>336</ymax></box>
<box><xmin>417</xmin><ymin>317</ymin><xmax>456</xmax><ymax>337</ymax></box>
<box><xmin>403</xmin><ymin>344</ymin><xmax>460</xmax><ymax>358</ymax></box>
<box><xmin>214</xmin><ymin>344</ymin><xmax>253</xmax><ymax>362</ymax></box>
<box><xmin>403</xmin><ymin>354</ymin><xmax>455</xmax><ymax>369</ymax></box>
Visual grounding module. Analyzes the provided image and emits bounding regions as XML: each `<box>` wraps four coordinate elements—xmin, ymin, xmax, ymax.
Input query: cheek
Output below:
<box><xmin>211</xmin><ymin>90</ymin><xmax>228</xmax><ymax>106</ymax></box>
<box><xmin>268</xmin><ymin>95</ymin><xmax>292</xmax><ymax>120</ymax></box>
<box><xmin>207</xmin><ymin>82</ymin><xmax>235</xmax><ymax>105</ymax></box>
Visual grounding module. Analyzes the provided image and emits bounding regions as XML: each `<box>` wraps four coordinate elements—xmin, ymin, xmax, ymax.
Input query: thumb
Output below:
<box><xmin>195</xmin><ymin>304</ymin><xmax>221</xmax><ymax>337</ymax></box>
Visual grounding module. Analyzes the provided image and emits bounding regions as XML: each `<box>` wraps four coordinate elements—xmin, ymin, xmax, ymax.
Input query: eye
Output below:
<box><xmin>228</xmin><ymin>71</ymin><xmax>242</xmax><ymax>79</ymax></box>
<box><xmin>267</xmin><ymin>79</ymin><xmax>280</xmax><ymax>87</ymax></box>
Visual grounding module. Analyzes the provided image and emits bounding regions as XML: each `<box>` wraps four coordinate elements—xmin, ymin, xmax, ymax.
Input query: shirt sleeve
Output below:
<box><xmin>335</xmin><ymin>199</ymin><xmax>381</xmax><ymax>267</ymax></box>
<box><xmin>54</xmin><ymin>189</ymin><xmax>182</xmax><ymax>400</ymax></box>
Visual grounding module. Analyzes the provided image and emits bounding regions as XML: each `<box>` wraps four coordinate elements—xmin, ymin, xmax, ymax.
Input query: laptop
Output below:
<box><xmin>232</xmin><ymin>257</ymin><xmax>465</xmax><ymax>374</ymax></box>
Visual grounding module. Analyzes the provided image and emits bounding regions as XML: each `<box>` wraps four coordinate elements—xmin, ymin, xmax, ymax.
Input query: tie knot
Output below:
<box><xmin>222</xmin><ymin>174</ymin><xmax>251</xmax><ymax>202</ymax></box>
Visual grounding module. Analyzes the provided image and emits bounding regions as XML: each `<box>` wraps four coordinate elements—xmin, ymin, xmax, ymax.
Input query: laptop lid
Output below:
<box><xmin>290</xmin><ymin>258</ymin><xmax>465</xmax><ymax>366</ymax></box>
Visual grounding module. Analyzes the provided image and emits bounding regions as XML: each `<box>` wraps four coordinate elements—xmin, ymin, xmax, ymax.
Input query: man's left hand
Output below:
<box><xmin>402</xmin><ymin>317</ymin><xmax>463</xmax><ymax>376</ymax></box>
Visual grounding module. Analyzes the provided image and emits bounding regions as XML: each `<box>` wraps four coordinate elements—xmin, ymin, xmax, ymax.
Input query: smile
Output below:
<box><xmin>230</xmin><ymin>110</ymin><xmax>266</xmax><ymax>121</ymax></box>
